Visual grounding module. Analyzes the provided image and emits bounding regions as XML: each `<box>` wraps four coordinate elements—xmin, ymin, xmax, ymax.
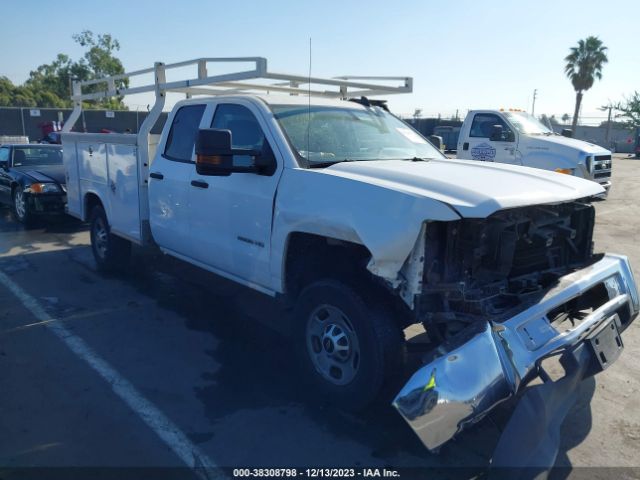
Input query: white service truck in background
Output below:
<box><xmin>61</xmin><ymin>58</ymin><xmax>638</xmax><ymax>467</ymax></box>
<box><xmin>457</xmin><ymin>109</ymin><xmax>612</xmax><ymax>195</ymax></box>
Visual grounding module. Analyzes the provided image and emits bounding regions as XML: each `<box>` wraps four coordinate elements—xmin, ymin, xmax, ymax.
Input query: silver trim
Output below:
<box><xmin>393</xmin><ymin>254</ymin><xmax>639</xmax><ymax>451</ymax></box>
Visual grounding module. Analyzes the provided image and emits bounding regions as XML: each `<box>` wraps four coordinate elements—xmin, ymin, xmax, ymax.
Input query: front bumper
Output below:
<box><xmin>594</xmin><ymin>180</ymin><xmax>611</xmax><ymax>198</ymax></box>
<box><xmin>393</xmin><ymin>254</ymin><xmax>639</xmax><ymax>452</ymax></box>
<box><xmin>26</xmin><ymin>193</ymin><xmax>67</xmax><ymax>215</ymax></box>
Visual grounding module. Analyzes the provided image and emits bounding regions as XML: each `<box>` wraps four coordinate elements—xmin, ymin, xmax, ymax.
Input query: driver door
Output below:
<box><xmin>187</xmin><ymin>101</ymin><xmax>282</xmax><ymax>289</ymax></box>
<box><xmin>466</xmin><ymin>113</ymin><xmax>519</xmax><ymax>165</ymax></box>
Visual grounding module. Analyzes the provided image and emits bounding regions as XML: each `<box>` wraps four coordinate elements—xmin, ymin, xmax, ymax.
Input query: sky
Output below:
<box><xmin>2</xmin><ymin>0</ymin><xmax>639</xmax><ymax>123</ymax></box>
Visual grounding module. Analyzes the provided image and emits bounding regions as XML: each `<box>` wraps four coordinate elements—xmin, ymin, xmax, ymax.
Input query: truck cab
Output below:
<box><xmin>457</xmin><ymin>109</ymin><xmax>612</xmax><ymax>194</ymax></box>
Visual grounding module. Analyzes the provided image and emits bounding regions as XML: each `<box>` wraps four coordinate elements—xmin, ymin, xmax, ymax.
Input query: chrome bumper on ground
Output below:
<box><xmin>393</xmin><ymin>254</ymin><xmax>639</xmax><ymax>451</ymax></box>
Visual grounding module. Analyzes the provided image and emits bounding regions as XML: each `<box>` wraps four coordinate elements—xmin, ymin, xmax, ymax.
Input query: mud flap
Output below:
<box><xmin>489</xmin><ymin>342</ymin><xmax>593</xmax><ymax>480</ymax></box>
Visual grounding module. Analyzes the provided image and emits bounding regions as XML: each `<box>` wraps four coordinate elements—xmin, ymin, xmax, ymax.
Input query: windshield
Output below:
<box><xmin>272</xmin><ymin>105</ymin><xmax>444</xmax><ymax>166</ymax></box>
<box><xmin>12</xmin><ymin>147</ymin><xmax>63</xmax><ymax>166</ymax></box>
<box><xmin>504</xmin><ymin>112</ymin><xmax>553</xmax><ymax>135</ymax></box>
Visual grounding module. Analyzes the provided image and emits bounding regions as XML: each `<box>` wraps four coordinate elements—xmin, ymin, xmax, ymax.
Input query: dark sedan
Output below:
<box><xmin>0</xmin><ymin>144</ymin><xmax>66</xmax><ymax>223</ymax></box>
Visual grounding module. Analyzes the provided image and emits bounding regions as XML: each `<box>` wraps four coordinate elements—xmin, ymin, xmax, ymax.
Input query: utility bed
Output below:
<box><xmin>63</xmin><ymin>133</ymin><xmax>160</xmax><ymax>243</ymax></box>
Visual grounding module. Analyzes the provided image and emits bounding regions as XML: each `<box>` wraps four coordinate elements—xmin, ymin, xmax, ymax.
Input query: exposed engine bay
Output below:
<box><xmin>416</xmin><ymin>201</ymin><xmax>597</xmax><ymax>338</ymax></box>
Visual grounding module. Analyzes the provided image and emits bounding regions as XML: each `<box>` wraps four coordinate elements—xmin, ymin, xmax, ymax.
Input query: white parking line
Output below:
<box><xmin>0</xmin><ymin>271</ymin><xmax>223</xmax><ymax>480</ymax></box>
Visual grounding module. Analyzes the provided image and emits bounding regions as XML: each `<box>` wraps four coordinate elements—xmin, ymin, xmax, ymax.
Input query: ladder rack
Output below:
<box><xmin>62</xmin><ymin>57</ymin><xmax>412</xmax><ymax>133</ymax></box>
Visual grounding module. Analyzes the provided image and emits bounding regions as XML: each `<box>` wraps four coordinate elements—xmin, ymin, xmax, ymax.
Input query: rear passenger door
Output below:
<box><xmin>187</xmin><ymin>101</ymin><xmax>282</xmax><ymax>289</ymax></box>
<box><xmin>149</xmin><ymin>103</ymin><xmax>207</xmax><ymax>256</ymax></box>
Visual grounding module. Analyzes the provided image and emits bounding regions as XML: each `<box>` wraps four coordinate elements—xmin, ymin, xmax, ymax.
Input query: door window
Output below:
<box><xmin>163</xmin><ymin>104</ymin><xmax>206</xmax><ymax>162</ymax></box>
<box><xmin>470</xmin><ymin>113</ymin><xmax>512</xmax><ymax>139</ymax></box>
<box><xmin>210</xmin><ymin>104</ymin><xmax>274</xmax><ymax>168</ymax></box>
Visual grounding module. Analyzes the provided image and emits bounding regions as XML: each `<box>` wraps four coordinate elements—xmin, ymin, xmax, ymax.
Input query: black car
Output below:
<box><xmin>0</xmin><ymin>144</ymin><xmax>66</xmax><ymax>223</ymax></box>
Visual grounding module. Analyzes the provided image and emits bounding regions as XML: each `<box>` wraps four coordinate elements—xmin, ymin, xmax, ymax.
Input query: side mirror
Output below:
<box><xmin>428</xmin><ymin>135</ymin><xmax>444</xmax><ymax>151</ymax></box>
<box><xmin>489</xmin><ymin>125</ymin><xmax>514</xmax><ymax>142</ymax></box>
<box><xmin>195</xmin><ymin>129</ymin><xmax>260</xmax><ymax>176</ymax></box>
<box><xmin>0</xmin><ymin>160</ymin><xmax>7</xmax><ymax>170</ymax></box>
<box><xmin>489</xmin><ymin>125</ymin><xmax>503</xmax><ymax>141</ymax></box>
<box><xmin>561</xmin><ymin>129</ymin><xmax>573</xmax><ymax>138</ymax></box>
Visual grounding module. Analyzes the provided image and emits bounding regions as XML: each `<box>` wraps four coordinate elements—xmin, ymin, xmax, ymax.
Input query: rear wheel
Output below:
<box><xmin>89</xmin><ymin>205</ymin><xmax>131</xmax><ymax>271</ymax></box>
<box><xmin>12</xmin><ymin>187</ymin><xmax>31</xmax><ymax>224</ymax></box>
<box><xmin>294</xmin><ymin>280</ymin><xmax>404</xmax><ymax>411</ymax></box>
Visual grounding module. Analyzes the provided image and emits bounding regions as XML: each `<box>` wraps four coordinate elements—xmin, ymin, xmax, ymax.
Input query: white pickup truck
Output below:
<box><xmin>61</xmin><ymin>58</ymin><xmax>638</xmax><ymax>464</ymax></box>
<box><xmin>457</xmin><ymin>109</ymin><xmax>612</xmax><ymax>195</ymax></box>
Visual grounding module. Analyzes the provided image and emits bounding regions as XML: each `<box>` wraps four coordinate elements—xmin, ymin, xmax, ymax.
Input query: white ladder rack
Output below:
<box><xmin>62</xmin><ymin>57</ymin><xmax>412</xmax><ymax>133</ymax></box>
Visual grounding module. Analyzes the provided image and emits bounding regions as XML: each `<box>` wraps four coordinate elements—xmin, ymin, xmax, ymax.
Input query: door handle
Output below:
<box><xmin>191</xmin><ymin>180</ymin><xmax>209</xmax><ymax>189</ymax></box>
<box><xmin>149</xmin><ymin>172</ymin><xmax>164</xmax><ymax>180</ymax></box>
<box><xmin>463</xmin><ymin>142</ymin><xmax>469</xmax><ymax>151</ymax></box>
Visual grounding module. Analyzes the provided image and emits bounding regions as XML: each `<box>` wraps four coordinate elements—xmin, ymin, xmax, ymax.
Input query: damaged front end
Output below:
<box><xmin>393</xmin><ymin>202</ymin><xmax>639</xmax><ymax>460</ymax></box>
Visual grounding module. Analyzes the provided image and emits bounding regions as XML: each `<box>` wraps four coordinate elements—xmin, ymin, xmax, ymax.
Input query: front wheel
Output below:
<box><xmin>293</xmin><ymin>280</ymin><xmax>404</xmax><ymax>411</ymax></box>
<box><xmin>12</xmin><ymin>187</ymin><xmax>31</xmax><ymax>224</ymax></box>
<box><xmin>89</xmin><ymin>205</ymin><xmax>131</xmax><ymax>272</ymax></box>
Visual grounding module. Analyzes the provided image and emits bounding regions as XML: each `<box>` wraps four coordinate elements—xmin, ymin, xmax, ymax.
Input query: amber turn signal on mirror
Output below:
<box><xmin>197</xmin><ymin>154</ymin><xmax>226</xmax><ymax>165</ymax></box>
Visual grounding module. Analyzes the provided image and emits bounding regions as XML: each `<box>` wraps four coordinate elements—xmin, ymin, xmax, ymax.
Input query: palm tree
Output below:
<box><xmin>564</xmin><ymin>36</ymin><xmax>608</xmax><ymax>132</ymax></box>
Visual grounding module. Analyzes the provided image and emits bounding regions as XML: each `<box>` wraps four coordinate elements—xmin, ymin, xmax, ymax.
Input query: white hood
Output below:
<box><xmin>322</xmin><ymin>158</ymin><xmax>605</xmax><ymax>218</ymax></box>
<box><xmin>527</xmin><ymin>134</ymin><xmax>609</xmax><ymax>154</ymax></box>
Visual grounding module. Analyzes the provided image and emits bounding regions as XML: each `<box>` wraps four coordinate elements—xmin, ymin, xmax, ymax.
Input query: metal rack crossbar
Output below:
<box><xmin>62</xmin><ymin>57</ymin><xmax>412</xmax><ymax>133</ymax></box>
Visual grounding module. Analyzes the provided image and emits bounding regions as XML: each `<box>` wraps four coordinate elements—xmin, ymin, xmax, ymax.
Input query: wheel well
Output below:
<box><xmin>284</xmin><ymin>232</ymin><xmax>413</xmax><ymax>329</ymax></box>
<box><xmin>284</xmin><ymin>233</ymin><xmax>372</xmax><ymax>299</ymax></box>
<box><xmin>84</xmin><ymin>193</ymin><xmax>103</xmax><ymax>222</ymax></box>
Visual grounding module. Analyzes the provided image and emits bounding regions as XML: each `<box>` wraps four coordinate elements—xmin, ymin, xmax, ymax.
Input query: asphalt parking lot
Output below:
<box><xmin>0</xmin><ymin>155</ymin><xmax>639</xmax><ymax>478</ymax></box>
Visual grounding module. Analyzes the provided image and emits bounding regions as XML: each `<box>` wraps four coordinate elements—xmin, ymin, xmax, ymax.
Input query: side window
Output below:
<box><xmin>163</xmin><ymin>104</ymin><xmax>206</xmax><ymax>162</ymax></box>
<box><xmin>0</xmin><ymin>148</ymin><xmax>9</xmax><ymax>163</ymax></box>
<box><xmin>470</xmin><ymin>114</ymin><xmax>511</xmax><ymax>139</ymax></box>
<box><xmin>211</xmin><ymin>103</ymin><xmax>274</xmax><ymax>167</ymax></box>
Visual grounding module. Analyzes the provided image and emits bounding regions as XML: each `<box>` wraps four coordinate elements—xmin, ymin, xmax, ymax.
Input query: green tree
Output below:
<box><xmin>68</xmin><ymin>31</ymin><xmax>128</xmax><ymax>109</ymax></box>
<box><xmin>564</xmin><ymin>36</ymin><xmax>608</xmax><ymax>132</ymax></box>
<box><xmin>0</xmin><ymin>31</ymin><xmax>128</xmax><ymax>109</ymax></box>
<box><xmin>615</xmin><ymin>91</ymin><xmax>640</xmax><ymax>127</ymax></box>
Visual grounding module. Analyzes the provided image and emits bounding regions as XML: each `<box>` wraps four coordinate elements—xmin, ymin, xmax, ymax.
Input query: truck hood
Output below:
<box><xmin>323</xmin><ymin>159</ymin><xmax>604</xmax><ymax>218</ymax></box>
<box><xmin>525</xmin><ymin>134</ymin><xmax>609</xmax><ymax>154</ymax></box>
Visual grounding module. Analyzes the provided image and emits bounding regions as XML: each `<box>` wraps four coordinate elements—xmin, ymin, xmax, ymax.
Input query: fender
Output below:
<box><xmin>270</xmin><ymin>168</ymin><xmax>460</xmax><ymax>292</ymax></box>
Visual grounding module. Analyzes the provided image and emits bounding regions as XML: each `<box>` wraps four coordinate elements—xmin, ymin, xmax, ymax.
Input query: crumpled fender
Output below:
<box><xmin>270</xmin><ymin>168</ymin><xmax>460</xmax><ymax>291</ymax></box>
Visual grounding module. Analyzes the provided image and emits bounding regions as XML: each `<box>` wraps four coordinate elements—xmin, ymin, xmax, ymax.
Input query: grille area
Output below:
<box><xmin>591</xmin><ymin>155</ymin><xmax>612</xmax><ymax>181</ymax></box>
<box><xmin>418</xmin><ymin>202</ymin><xmax>596</xmax><ymax>336</ymax></box>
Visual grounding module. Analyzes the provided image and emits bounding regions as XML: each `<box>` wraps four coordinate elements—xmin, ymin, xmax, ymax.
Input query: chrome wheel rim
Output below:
<box><xmin>306</xmin><ymin>304</ymin><xmax>360</xmax><ymax>386</ymax></box>
<box><xmin>14</xmin><ymin>190</ymin><xmax>26</xmax><ymax>219</ymax></box>
<box><xmin>92</xmin><ymin>217</ymin><xmax>108</xmax><ymax>260</ymax></box>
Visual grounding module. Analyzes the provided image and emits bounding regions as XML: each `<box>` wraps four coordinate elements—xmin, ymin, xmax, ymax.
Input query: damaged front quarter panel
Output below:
<box><xmin>393</xmin><ymin>254</ymin><xmax>639</xmax><ymax>453</ymax></box>
<box><xmin>270</xmin><ymin>168</ymin><xmax>460</xmax><ymax>291</ymax></box>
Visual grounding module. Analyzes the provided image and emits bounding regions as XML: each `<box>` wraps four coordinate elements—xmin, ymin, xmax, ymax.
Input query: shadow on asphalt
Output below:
<box><xmin>120</xmin><ymin>249</ymin><xmax>594</xmax><ymax>472</ymax></box>
<box><xmin>0</xmin><ymin>219</ymin><xmax>596</xmax><ymax>474</ymax></box>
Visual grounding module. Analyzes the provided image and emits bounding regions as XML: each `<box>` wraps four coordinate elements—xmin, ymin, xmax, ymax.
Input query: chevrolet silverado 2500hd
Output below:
<box><xmin>457</xmin><ymin>109</ymin><xmax>612</xmax><ymax>195</ymax></box>
<box><xmin>61</xmin><ymin>58</ymin><xmax>638</xmax><ymax>464</ymax></box>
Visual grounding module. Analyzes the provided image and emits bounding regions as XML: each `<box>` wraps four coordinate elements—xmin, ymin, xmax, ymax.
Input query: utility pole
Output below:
<box><xmin>531</xmin><ymin>89</ymin><xmax>538</xmax><ymax>116</ymax></box>
<box><xmin>599</xmin><ymin>103</ymin><xmax>615</xmax><ymax>145</ymax></box>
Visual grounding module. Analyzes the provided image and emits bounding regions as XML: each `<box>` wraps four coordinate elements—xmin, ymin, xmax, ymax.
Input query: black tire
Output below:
<box><xmin>12</xmin><ymin>187</ymin><xmax>31</xmax><ymax>224</ymax></box>
<box><xmin>89</xmin><ymin>205</ymin><xmax>131</xmax><ymax>272</ymax></box>
<box><xmin>293</xmin><ymin>280</ymin><xmax>404</xmax><ymax>411</ymax></box>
